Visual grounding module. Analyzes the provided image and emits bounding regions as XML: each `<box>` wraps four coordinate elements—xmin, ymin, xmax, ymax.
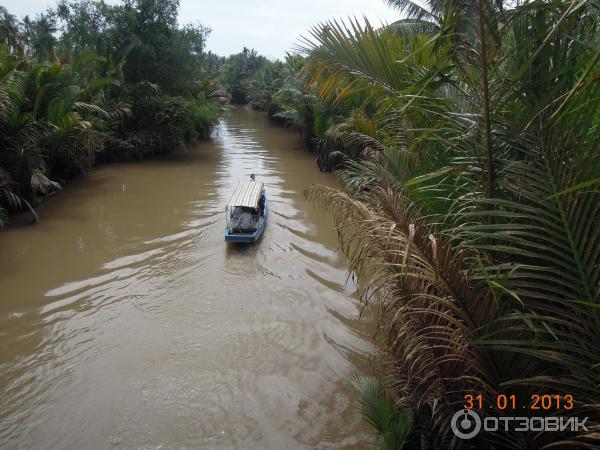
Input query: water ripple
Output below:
<box><xmin>0</xmin><ymin>108</ymin><xmax>373</xmax><ymax>449</ymax></box>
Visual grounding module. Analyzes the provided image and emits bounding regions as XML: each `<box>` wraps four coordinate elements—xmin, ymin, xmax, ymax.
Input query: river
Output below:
<box><xmin>0</xmin><ymin>107</ymin><xmax>374</xmax><ymax>449</ymax></box>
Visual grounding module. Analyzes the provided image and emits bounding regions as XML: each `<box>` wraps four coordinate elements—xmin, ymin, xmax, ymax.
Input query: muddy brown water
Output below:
<box><xmin>0</xmin><ymin>107</ymin><xmax>375</xmax><ymax>449</ymax></box>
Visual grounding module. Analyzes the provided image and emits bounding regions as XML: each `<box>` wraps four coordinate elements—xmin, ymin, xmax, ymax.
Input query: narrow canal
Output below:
<box><xmin>0</xmin><ymin>107</ymin><xmax>374</xmax><ymax>448</ymax></box>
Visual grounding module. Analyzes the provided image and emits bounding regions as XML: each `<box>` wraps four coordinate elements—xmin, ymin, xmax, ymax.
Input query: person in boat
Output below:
<box><xmin>231</xmin><ymin>206</ymin><xmax>255</xmax><ymax>231</ymax></box>
<box><xmin>258</xmin><ymin>193</ymin><xmax>265</xmax><ymax>215</ymax></box>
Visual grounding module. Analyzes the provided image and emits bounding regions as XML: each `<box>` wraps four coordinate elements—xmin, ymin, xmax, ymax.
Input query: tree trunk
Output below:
<box><xmin>478</xmin><ymin>0</ymin><xmax>494</xmax><ymax>198</ymax></box>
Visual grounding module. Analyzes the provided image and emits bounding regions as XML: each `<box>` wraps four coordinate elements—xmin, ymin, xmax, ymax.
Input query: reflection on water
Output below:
<box><xmin>0</xmin><ymin>107</ymin><xmax>374</xmax><ymax>449</ymax></box>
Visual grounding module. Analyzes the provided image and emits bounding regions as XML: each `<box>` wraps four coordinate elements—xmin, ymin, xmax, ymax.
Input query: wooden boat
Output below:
<box><xmin>224</xmin><ymin>179</ymin><xmax>268</xmax><ymax>242</ymax></box>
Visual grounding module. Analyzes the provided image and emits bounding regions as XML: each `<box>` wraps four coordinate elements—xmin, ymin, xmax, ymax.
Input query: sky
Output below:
<box><xmin>1</xmin><ymin>0</ymin><xmax>402</xmax><ymax>59</ymax></box>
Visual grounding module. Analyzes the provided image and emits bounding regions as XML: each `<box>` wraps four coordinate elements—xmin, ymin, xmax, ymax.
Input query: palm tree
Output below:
<box><xmin>0</xmin><ymin>47</ymin><xmax>115</xmax><ymax>224</ymax></box>
<box><xmin>301</xmin><ymin>0</ymin><xmax>600</xmax><ymax>446</ymax></box>
<box><xmin>0</xmin><ymin>6</ymin><xmax>23</xmax><ymax>54</ymax></box>
<box><xmin>0</xmin><ymin>50</ymin><xmax>53</xmax><ymax>222</ymax></box>
<box><xmin>22</xmin><ymin>13</ymin><xmax>57</xmax><ymax>60</ymax></box>
<box><xmin>352</xmin><ymin>374</ymin><xmax>413</xmax><ymax>449</ymax></box>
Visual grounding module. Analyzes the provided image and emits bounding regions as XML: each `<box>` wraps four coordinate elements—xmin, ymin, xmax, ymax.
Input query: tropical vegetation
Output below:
<box><xmin>2</xmin><ymin>0</ymin><xmax>599</xmax><ymax>447</ymax></box>
<box><xmin>162</xmin><ymin>12</ymin><xmax>600</xmax><ymax>445</ymax></box>
<box><xmin>0</xmin><ymin>0</ymin><xmax>222</xmax><ymax>226</ymax></box>
<box><xmin>291</xmin><ymin>0</ymin><xmax>600</xmax><ymax>447</ymax></box>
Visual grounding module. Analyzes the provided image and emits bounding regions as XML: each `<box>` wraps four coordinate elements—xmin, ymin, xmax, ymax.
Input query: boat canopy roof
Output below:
<box><xmin>228</xmin><ymin>180</ymin><xmax>264</xmax><ymax>209</ymax></box>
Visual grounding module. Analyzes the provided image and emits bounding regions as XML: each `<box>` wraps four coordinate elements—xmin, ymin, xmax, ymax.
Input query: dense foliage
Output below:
<box><xmin>217</xmin><ymin>48</ymin><xmax>356</xmax><ymax>169</ymax></box>
<box><xmin>296</xmin><ymin>0</ymin><xmax>600</xmax><ymax>447</ymax></box>
<box><xmin>216</xmin><ymin>49</ymin><xmax>312</xmax><ymax>121</ymax></box>
<box><xmin>219</xmin><ymin>47</ymin><xmax>268</xmax><ymax>104</ymax></box>
<box><xmin>3</xmin><ymin>0</ymin><xmax>599</xmax><ymax>447</ymax></box>
<box><xmin>0</xmin><ymin>0</ymin><xmax>222</xmax><ymax>226</ymax></box>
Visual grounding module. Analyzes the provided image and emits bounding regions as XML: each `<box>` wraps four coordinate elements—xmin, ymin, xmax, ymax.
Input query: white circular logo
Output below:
<box><xmin>451</xmin><ymin>409</ymin><xmax>481</xmax><ymax>439</ymax></box>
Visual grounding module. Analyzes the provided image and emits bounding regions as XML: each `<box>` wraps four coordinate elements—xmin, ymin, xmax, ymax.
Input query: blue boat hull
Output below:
<box><xmin>224</xmin><ymin>198</ymin><xmax>268</xmax><ymax>242</ymax></box>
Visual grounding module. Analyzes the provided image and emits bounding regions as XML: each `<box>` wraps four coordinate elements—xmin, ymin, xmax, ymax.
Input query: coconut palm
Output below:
<box><xmin>22</xmin><ymin>13</ymin><xmax>57</xmax><ymax>60</ymax></box>
<box><xmin>0</xmin><ymin>7</ymin><xmax>23</xmax><ymax>54</ymax></box>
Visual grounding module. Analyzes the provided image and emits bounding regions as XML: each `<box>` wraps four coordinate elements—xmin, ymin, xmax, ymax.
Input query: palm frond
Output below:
<box><xmin>351</xmin><ymin>374</ymin><xmax>413</xmax><ymax>450</ymax></box>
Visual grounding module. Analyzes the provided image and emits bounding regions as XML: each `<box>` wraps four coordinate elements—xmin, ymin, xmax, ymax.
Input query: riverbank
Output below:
<box><xmin>2</xmin><ymin>108</ymin><xmax>222</xmax><ymax>228</ymax></box>
<box><xmin>0</xmin><ymin>107</ymin><xmax>374</xmax><ymax>448</ymax></box>
<box><xmin>0</xmin><ymin>1</ymin><xmax>223</xmax><ymax>228</ymax></box>
<box><xmin>2</xmin><ymin>98</ymin><xmax>324</xmax><ymax>228</ymax></box>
